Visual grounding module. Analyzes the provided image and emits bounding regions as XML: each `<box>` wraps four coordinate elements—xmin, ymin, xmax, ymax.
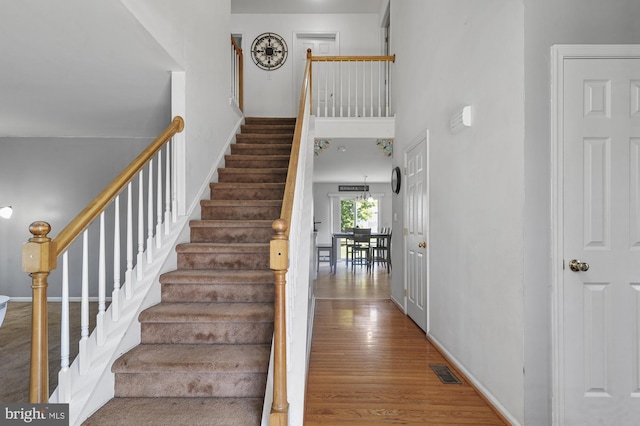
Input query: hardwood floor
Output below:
<box><xmin>0</xmin><ymin>301</ymin><xmax>97</xmax><ymax>402</ymax></box>
<box><xmin>306</xmin><ymin>263</ymin><xmax>508</xmax><ymax>425</ymax></box>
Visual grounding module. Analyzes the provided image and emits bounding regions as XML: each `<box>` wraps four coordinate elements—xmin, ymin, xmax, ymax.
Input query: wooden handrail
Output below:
<box><xmin>310</xmin><ymin>54</ymin><xmax>396</xmax><ymax>63</ymax></box>
<box><xmin>22</xmin><ymin>116</ymin><xmax>184</xmax><ymax>403</ymax></box>
<box><xmin>231</xmin><ymin>36</ymin><xmax>244</xmax><ymax>112</ymax></box>
<box><xmin>269</xmin><ymin>48</ymin><xmax>312</xmax><ymax>426</ymax></box>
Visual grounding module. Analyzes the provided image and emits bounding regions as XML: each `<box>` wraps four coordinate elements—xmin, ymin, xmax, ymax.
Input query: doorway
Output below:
<box><xmin>552</xmin><ymin>44</ymin><xmax>640</xmax><ymax>425</ymax></box>
<box><xmin>292</xmin><ymin>32</ymin><xmax>339</xmax><ymax>112</ymax></box>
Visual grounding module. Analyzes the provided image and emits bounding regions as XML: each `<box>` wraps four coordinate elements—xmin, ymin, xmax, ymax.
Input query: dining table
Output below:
<box><xmin>330</xmin><ymin>231</ymin><xmax>391</xmax><ymax>273</ymax></box>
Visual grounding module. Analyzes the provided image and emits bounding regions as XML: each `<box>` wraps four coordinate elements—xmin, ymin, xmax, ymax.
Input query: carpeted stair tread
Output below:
<box><xmin>113</xmin><ymin>344</ymin><xmax>270</xmax><ymax>373</ymax></box>
<box><xmin>176</xmin><ymin>243</ymin><xmax>269</xmax><ymax>253</ymax></box>
<box><xmin>240</xmin><ymin>124</ymin><xmax>295</xmax><ymax>134</ymax></box>
<box><xmin>245</xmin><ymin>116</ymin><xmax>296</xmax><ymax>125</ymax></box>
<box><xmin>224</xmin><ymin>154</ymin><xmax>289</xmax><ymax>168</ymax></box>
<box><xmin>189</xmin><ymin>220</ymin><xmax>274</xmax><ymax>243</ymax></box>
<box><xmin>82</xmin><ymin>397</ymin><xmax>264</xmax><ymax>426</ymax></box>
<box><xmin>200</xmin><ymin>199</ymin><xmax>282</xmax><ymax>207</ymax></box>
<box><xmin>231</xmin><ymin>144</ymin><xmax>292</xmax><ymax>155</ymax></box>
<box><xmin>139</xmin><ymin>302</ymin><xmax>274</xmax><ymax>323</ymax></box>
<box><xmin>235</xmin><ymin>133</ymin><xmax>294</xmax><ymax>143</ymax></box>
<box><xmin>190</xmin><ymin>219</ymin><xmax>273</xmax><ymax>228</ymax></box>
<box><xmin>160</xmin><ymin>269</ymin><xmax>274</xmax><ymax>284</ymax></box>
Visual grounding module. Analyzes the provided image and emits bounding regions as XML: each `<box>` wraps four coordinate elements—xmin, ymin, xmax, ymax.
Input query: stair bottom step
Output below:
<box><xmin>82</xmin><ymin>397</ymin><xmax>263</xmax><ymax>426</ymax></box>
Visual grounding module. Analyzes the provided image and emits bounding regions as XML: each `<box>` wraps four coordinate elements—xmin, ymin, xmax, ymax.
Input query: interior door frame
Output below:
<box><xmin>550</xmin><ymin>44</ymin><xmax>640</xmax><ymax>426</ymax></box>
<box><xmin>403</xmin><ymin>129</ymin><xmax>430</xmax><ymax>331</ymax></box>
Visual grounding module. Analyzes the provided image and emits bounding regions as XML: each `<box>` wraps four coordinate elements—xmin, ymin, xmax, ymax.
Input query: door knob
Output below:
<box><xmin>569</xmin><ymin>259</ymin><xmax>589</xmax><ymax>272</ymax></box>
<box><xmin>418</xmin><ymin>242</ymin><xmax>426</xmax><ymax>248</ymax></box>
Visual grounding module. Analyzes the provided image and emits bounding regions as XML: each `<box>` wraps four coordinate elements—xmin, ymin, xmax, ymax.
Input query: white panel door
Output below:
<box><xmin>562</xmin><ymin>57</ymin><xmax>640</xmax><ymax>425</ymax></box>
<box><xmin>293</xmin><ymin>36</ymin><xmax>337</xmax><ymax>113</ymax></box>
<box><xmin>406</xmin><ymin>133</ymin><xmax>428</xmax><ymax>331</ymax></box>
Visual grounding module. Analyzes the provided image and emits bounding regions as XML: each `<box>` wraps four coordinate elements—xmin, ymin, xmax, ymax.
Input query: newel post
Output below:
<box><xmin>22</xmin><ymin>221</ymin><xmax>57</xmax><ymax>403</ymax></box>
<box><xmin>270</xmin><ymin>218</ymin><xmax>289</xmax><ymax>425</ymax></box>
<box><xmin>307</xmin><ymin>48</ymin><xmax>313</xmax><ymax>112</ymax></box>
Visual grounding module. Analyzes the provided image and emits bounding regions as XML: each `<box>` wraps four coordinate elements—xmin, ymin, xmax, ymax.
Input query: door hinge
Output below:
<box><xmin>404</xmin><ymin>288</ymin><xmax>407</xmax><ymax>297</ymax></box>
<box><xmin>562</xmin><ymin>259</ymin><xmax>565</xmax><ymax>270</ymax></box>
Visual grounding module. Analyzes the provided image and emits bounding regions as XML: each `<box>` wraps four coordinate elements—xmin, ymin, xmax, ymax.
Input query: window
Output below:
<box><xmin>340</xmin><ymin>198</ymin><xmax>379</xmax><ymax>231</ymax></box>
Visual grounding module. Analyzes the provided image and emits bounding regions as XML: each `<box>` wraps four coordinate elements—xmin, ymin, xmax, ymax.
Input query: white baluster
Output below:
<box><xmin>171</xmin><ymin>137</ymin><xmax>178</xmax><ymax>223</ymax></box>
<box><xmin>112</xmin><ymin>196</ymin><xmax>121</xmax><ymax>321</ymax></box>
<box><xmin>370</xmin><ymin>61</ymin><xmax>374</xmax><ymax>117</ymax></box>
<box><xmin>147</xmin><ymin>160</ymin><xmax>154</xmax><ymax>263</ymax></box>
<box><xmin>316</xmin><ymin>62</ymin><xmax>320</xmax><ymax>116</ymax></box>
<box><xmin>165</xmin><ymin>144</ymin><xmax>171</xmax><ymax>234</ymax></box>
<box><xmin>348</xmin><ymin>61</ymin><xmax>352</xmax><ymax>117</ymax></box>
<box><xmin>125</xmin><ymin>183</ymin><xmax>133</xmax><ymax>299</ymax></box>
<box><xmin>363</xmin><ymin>60</ymin><xmax>366</xmax><ymax>117</ymax></box>
<box><xmin>96</xmin><ymin>212</ymin><xmax>106</xmax><ymax>346</ymax></box>
<box><xmin>79</xmin><ymin>231</ymin><xmax>90</xmax><ymax>374</ymax></box>
<box><xmin>58</xmin><ymin>251</ymin><xmax>70</xmax><ymax>402</ymax></box>
<box><xmin>156</xmin><ymin>150</ymin><xmax>163</xmax><ymax>248</ymax></box>
<box><xmin>137</xmin><ymin>170</ymin><xmax>144</xmax><ymax>281</ymax></box>
<box><xmin>378</xmin><ymin>61</ymin><xmax>382</xmax><ymax>117</ymax></box>
<box><xmin>386</xmin><ymin>61</ymin><xmax>390</xmax><ymax>117</ymax></box>
<box><xmin>355</xmin><ymin>61</ymin><xmax>359</xmax><ymax>117</ymax></box>
<box><xmin>332</xmin><ymin>61</ymin><xmax>336</xmax><ymax>117</ymax></box>
<box><xmin>338</xmin><ymin>61</ymin><xmax>344</xmax><ymax>117</ymax></box>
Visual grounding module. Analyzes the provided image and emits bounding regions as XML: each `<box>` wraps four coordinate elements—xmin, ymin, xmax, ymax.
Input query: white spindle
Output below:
<box><xmin>165</xmin><ymin>144</ymin><xmax>171</xmax><ymax>234</ymax></box>
<box><xmin>96</xmin><ymin>212</ymin><xmax>106</xmax><ymax>346</ymax></box>
<box><xmin>125</xmin><ymin>183</ymin><xmax>133</xmax><ymax>299</ymax></box>
<box><xmin>79</xmin><ymin>231</ymin><xmax>89</xmax><ymax>374</ymax></box>
<box><xmin>147</xmin><ymin>161</ymin><xmax>154</xmax><ymax>262</ymax></box>
<box><xmin>386</xmin><ymin>61</ymin><xmax>390</xmax><ymax>117</ymax></box>
<box><xmin>348</xmin><ymin>61</ymin><xmax>352</xmax><ymax>117</ymax></box>
<box><xmin>355</xmin><ymin>61</ymin><xmax>359</xmax><ymax>117</ymax></box>
<box><xmin>331</xmin><ymin>62</ymin><xmax>336</xmax><ymax>117</ymax></box>
<box><xmin>339</xmin><ymin>61</ymin><xmax>344</xmax><ymax>117</ymax></box>
<box><xmin>156</xmin><ymin>151</ymin><xmax>163</xmax><ymax>248</ymax></box>
<box><xmin>362</xmin><ymin>60</ymin><xmax>366</xmax><ymax>117</ymax></box>
<box><xmin>378</xmin><ymin>61</ymin><xmax>382</xmax><ymax>117</ymax></box>
<box><xmin>137</xmin><ymin>171</ymin><xmax>144</xmax><ymax>280</ymax></box>
<box><xmin>370</xmin><ymin>61</ymin><xmax>374</xmax><ymax>117</ymax></box>
<box><xmin>112</xmin><ymin>196</ymin><xmax>121</xmax><ymax>321</ymax></box>
<box><xmin>171</xmin><ymin>137</ymin><xmax>178</xmax><ymax>223</ymax></box>
<box><xmin>58</xmin><ymin>251</ymin><xmax>70</xmax><ymax>401</ymax></box>
<box><xmin>324</xmin><ymin>63</ymin><xmax>328</xmax><ymax>117</ymax></box>
<box><xmin>315</xmin><ymin>62</ymin><xmax>320</xmax><ymax>116</ymax></box>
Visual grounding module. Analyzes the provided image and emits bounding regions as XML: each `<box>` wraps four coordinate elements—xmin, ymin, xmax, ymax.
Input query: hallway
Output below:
<box><xmin>304</xmin><ymin>263</ymin><xmax>508</xmax><ymax>425</ymax></box>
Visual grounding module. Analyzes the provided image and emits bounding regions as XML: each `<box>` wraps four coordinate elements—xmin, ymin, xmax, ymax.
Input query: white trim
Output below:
<box><xmin>550</xmin><ymin>44</ymin><xmax>640</xmax><ymax>426</ymax></box>
<box><xmin>429</xmin><ymin>334</ymin><xmax>522</xmax><ymax>426</ymax></box>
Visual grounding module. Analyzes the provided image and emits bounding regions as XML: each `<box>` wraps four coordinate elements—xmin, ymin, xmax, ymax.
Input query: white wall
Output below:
<box><xmin>123</xmin><ymin>0</ymin><xmax>241</xmax><ymax>208</ymax></box>
<box><xmin>231</xmin><ymin>13</ymin><xmax>382</xmax><ymax>117</ymax></box>
<box><xmin>523</xmin><ymin>1</ymin><xmax>640</xmax><ymax>424</ymax></box>
<box><xmin>390</xmin><ymin>1</ymin><xmax>525</xmax><ymax>423</ymax></box>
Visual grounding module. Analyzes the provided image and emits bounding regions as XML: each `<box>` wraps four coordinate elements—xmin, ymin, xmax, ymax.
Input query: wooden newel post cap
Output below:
<box><xmin>22</xmin><ymin>221</ymin><xmax>57</xmax><ymax>273</ymax></box>
<box><xmin>271</xmin><ymin>219</ymin><xmax>289</xmax><ymax>271</ymax></box>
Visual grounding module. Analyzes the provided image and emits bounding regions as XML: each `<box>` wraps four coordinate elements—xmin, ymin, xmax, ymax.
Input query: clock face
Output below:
<box><xmin>251</xmin><ymin>32</ymin><xmax>288</xmax><ymax>71</ymax></box>
<box><xmin>391</xmin><ymin>167</ymin><xmax>401</xmax><ymax>194</ymax></box>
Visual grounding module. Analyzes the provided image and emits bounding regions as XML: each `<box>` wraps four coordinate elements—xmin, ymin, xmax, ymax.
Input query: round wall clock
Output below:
<box><xmin>250</xmin><ymin>32</ymin><xmax>288</xmax><ymax>71</ymax></box>
<box><xmin>391</xmin><ymin>166</ymin><xmax>402</xmax><ymax>194</ymax></box>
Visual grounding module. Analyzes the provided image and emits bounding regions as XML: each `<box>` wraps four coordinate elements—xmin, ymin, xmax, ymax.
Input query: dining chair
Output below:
<box><xmin>350</xmin><ymin>228</ymin><xmax>372</xmax><ymax>271</ymax></box>
<box><xmin>371</xmin><ymin>228</ymin><xmax>392</xmax><ymax>272</ymax></box>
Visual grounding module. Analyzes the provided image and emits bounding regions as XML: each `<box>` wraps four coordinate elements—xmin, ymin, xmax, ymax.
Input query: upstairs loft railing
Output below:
<box><xmin>231</xmin><ymin>36</ymin><xmax>244</xmax><ymax>111</ymax></box>
<box><xmin>22</xmin><ymin>117</ymin><xmax>184</xmax><ymax>403</ymax></box>
<box><xmin>307</xmin><ymin>48</ymin><xmax>396</xmax><ymax>118</ymax></box>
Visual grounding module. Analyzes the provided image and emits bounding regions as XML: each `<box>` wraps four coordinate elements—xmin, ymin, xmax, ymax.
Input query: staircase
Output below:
<box><xmin>83</xmin><ymin>117</ymin><xmax>295</xmax><ymax>426</ymax></box>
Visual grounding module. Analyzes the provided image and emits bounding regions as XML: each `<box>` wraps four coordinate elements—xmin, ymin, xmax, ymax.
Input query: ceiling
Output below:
<box><xmin>0</xmin><ymin>1</ymin><xmax>178</xmax><ymax>138</ymax></box>
<box><xmin>231</xmin><ymin>0</ymin><xmax>384</xmax><ymax>14</ymax></box>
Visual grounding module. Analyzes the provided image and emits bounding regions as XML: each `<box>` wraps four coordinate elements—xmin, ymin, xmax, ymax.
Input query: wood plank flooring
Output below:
<box><xmin>306</xmin><ymin>263</ymin><xmax>507</xmax><ymax>425</ymax></box>
<box><xmin>0</xmin><ymin>301</ymin><xmax>97</xmax><ymax>402</ymax></box>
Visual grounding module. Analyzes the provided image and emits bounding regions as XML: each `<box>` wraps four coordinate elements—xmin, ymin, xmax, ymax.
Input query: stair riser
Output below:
<box><xmin>218</xmin><ymin>171</ymin><xmax>287</xmax><ymax>183</ymax></box>
<box><xmin>115</xmin><ymin>373</ymin><xmax>267</xmax><ymax>398</ymax></box>
<box><xmin>191</xmin><ymin>227</ymin><xmax>273</xmax><ymax>243</ymax></box>
<box><xmin>209</xmin><ymin>187</ymin><xmax>285</xmax><ymax>200</ymax></box>
<box><xmin>200</xmin><ymin>206</ymin><xmax>281</xmax><ymax>220</ymax></box>
<box><xmin>224</xmin><ymin>158</ymin><xmax>289</xmax><ymax>168</ymax></box>
<box><xmin>177</xmin><ymin>253</ymin><xmax>269</xmax><ymax>270</ymax></box>
<box><xmin>241</xmin><ymin>125</ymin><xmax>295</xmax><ymax>134</ymax></box>
<box><xmin>161</xmin><ymin>283</ymin><xmax>274</xmax><ymax>303</ymax></box>
<box><xmin>244</xmin><ymin>117</ymin><xmax>296</xmax><ymax>125</ymax></box>
<box><xmin>141</xmin><ymin>323</ymin><xmax>274</xmax><ymax>345</ymax></box>
<box><xmin>235</xmin><ymin>135</ymin><xmax>293</xmax><ymax>144</ymax></box>
<box><xmin>231</xmin><ymin>145</ymin><xmax>291</xmax><ymax>155</ymax></box>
